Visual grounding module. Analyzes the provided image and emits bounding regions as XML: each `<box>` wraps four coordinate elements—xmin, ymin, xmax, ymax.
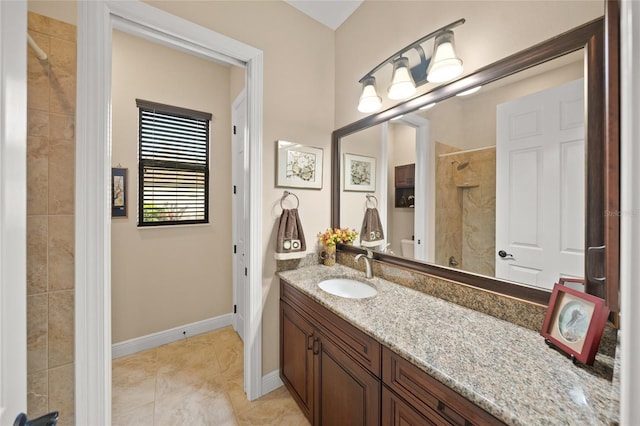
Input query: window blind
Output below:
<box><xmin>137</xmin><ymin>99</ymin><xmax>211</xmax><ymax>226</ymax></box>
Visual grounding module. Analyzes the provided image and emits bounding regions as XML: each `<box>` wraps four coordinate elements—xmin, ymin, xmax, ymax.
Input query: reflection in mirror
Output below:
<box><xmin>339</xmin><ymin>50</ymin><xmax>585</xmax><ymax>291</ymax></box>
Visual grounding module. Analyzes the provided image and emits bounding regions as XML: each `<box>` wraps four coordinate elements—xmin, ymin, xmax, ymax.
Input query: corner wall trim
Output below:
<box><xmin>261</xmin><ymin>369</ymin><xmax>284</xmax><ymax>395</ymax></box>
<box><xmin>111</xmin><ymin>314</ymin><xmax>233</xmax><ymax>359</ymax></box>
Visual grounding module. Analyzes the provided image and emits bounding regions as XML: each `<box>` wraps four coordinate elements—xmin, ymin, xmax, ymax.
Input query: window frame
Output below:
<box><xmin>136</xmin><ymin>99</ymin><xmax>212</xmax><ymax>227</ymax></box>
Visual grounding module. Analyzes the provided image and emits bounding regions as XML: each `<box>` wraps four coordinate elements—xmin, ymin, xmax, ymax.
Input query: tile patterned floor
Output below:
<box><xmin>112</xmin><ymin>326</ymin><xmax>309</xmax><ymax>425</ymax></box>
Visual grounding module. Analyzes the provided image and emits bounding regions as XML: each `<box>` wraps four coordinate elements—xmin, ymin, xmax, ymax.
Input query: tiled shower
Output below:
<box><xmin>26</xmin><ymin>12</ymin><xmax>76</xmax><ymax>425</ymax></box>
<box><xmin>435</xmin><ymin>143</ymin><xmax>496</xmax><ymax>277</ymax></box>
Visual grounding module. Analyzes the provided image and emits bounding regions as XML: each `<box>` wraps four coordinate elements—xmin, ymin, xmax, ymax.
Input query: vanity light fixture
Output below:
<box><xmin>357</xmin><ymin>76</ymin><xmax>383</xmax><ymax>113</ymax></box>
<box><xmin>426</xmin><ymin>30</ymin><xmax>464</xmax><ymax>83</ymax></box>
<box><xmin>357</xmin><ymin>18</ymin><xmax>465</xmax><ymax>113</ymax></box>
<box><xmin>456</xmin><ymin>85</ymin><xmax>482</xmax><ymax>96</ymax></box>
<box><xmin>388</xmin><ymin>57</ymin><xmax>416</xmax><ymax>100</ymax></box>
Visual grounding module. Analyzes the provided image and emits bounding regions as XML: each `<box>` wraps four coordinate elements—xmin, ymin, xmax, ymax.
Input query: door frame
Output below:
<box><xmin>0</xmin><ymin>1</ymin><xmax>27</xmax><ymax>422</ymax></box>
<box><xmin>620</xmin><ymin>1</ymin><xmax>640</xmax><ymax>423</ymax></box>
<box><xmin>231</xmin><ymin>89</ymin><xmax>247</xmax><ymax>343</ymax></box>
<box><xmin>76</xmin><ymin>2</ymin><xmax>264</xmax><ymax>424</ymax></box>
<box><xmin>394</xmin><ymin>114</ymin><xmax>433</xmax><ymax>262</ymax></box>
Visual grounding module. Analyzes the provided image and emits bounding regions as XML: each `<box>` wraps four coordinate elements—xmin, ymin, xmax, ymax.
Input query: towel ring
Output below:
<box><xmin>280</xmin><ymin>190</ymin><xmax>299</xmax><ymax>209</ymax></box>
<box><xmin>365</xmin><ymin>194</ymin><xmax>378</xmax><ymax>208</ymax></box>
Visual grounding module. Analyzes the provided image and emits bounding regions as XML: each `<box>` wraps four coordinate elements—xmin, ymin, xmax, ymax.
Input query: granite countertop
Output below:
<box><xmin>279</xmin><ymin>264</ymin><xmax>619</xmax><ymax>425</ymax></box>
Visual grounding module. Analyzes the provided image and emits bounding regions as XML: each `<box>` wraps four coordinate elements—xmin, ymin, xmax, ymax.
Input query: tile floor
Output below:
<box><xmin>112</xmin><ymin>326</ymin><xmax>309</xmax><ymax>425</ymax></box>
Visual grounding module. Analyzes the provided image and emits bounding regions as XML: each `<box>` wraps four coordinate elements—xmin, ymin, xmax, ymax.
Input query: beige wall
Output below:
<box><xmin>110</xmin><ymin>30</ymin><xmax>233</xmax><ymax>343</ymax></box>
<box><xmin>26</xmin><ymin>12</ymin><xmax>76</xmax><ymax>426</ymax></box>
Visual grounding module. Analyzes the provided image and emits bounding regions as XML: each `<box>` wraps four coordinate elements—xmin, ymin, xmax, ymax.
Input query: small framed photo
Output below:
<box><xmin>276</xmin><ymin>140</ymin><xmax>323</xmax><ymax>189</ymax></box>
<box><xmin>112</xmin><ymin>167</ymin><xmax>127</xmax><ymax>218</ymax></box>
<box><xmin>344</xmin><ymin>153</ymin><xmax>376</xmax><ymax>192</ymax></box>
<box><xmin>541</xmin><ymin>283</ymin><xmax>610</xmax><ymax>365</ymax></box>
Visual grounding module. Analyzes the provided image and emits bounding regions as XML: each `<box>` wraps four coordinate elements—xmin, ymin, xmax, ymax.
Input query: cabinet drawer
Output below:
<box><xmin>382</xmin><ymin>386</ymin><xmax>449</xmax><ymax>426</ymax></box>
<box><xmin>281</xmin><ymin>280</ymin><xmax>381</xmax><ymax>377</ymax></box>
<box><xmin>382</xmin><ymin>347</ymin><xmax>505</xmax><ymax>426</ymax></box>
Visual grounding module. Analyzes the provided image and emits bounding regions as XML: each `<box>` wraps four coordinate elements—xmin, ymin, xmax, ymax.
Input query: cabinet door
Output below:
<box><xmin>382</xmin><ymin>387</ymin><xmax>448</xmax><ymax>426</ymax></box>
<box><xmin>314</xmin><ymin>332</ymin><xmax>380</xmax><ymax>426</ymax></box>
<box><xmin>281</xmin><ymin>302</ymin><xmax>314</xmax><ymax>422</ymax></box>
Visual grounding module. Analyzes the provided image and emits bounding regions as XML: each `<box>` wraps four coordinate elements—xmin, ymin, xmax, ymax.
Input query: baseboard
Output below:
<box><xmin>261</xmin><ymin>369</ymin><xmax>284</xmax><ymax>395</ymax></box>
<box><xmin>112</xmin><ymin>313</ymin><xmax>233</xmax><ymax>359</ymax></box>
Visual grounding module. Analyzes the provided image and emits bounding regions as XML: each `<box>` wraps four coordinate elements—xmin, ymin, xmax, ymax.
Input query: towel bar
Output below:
<box><xmin>280</xmin><ymin>190</ymin><xmax>300</xmax><ymax>209</ymax></box>
<box><xmin>365</xmin><ymin>193</ymin><xmax>378</xmax><ymax>208</ymax></box>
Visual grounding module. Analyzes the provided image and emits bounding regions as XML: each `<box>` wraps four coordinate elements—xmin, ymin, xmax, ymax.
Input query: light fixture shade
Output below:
<box><xmin>357</xmin><ymin>76</ymin><xmax>382</xmax><ymax>113</ymax></box>
<box><xmin>427</xmin><ymin>30</ymin><xmax>463</xmax><ymax>83</ymax></box>
<box><xmin>387</xmin><ymin>57</ymin><xmax>416</xmax><ymax>100</ymax></box>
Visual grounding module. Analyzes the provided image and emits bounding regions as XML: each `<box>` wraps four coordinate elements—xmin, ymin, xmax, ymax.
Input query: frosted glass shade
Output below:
<box><xmin>387</xmin><ymin>57</ymin><xmax>416</xmax><ymax>100</ymax></box>
<box><xmin>427</xmin><ymin>30</ymin><xmax>463</xmax><ymax>83</ymax></box>
<box><xmin>358</xmin><ymin>77</ymin><xmax>382</xmax><ymax>113</ymax></box>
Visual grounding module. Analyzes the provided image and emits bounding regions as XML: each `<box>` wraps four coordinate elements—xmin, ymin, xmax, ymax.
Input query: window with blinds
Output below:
<box><xmin>137</xmin><ymin>99</ymin><xmax>212</xmax><ymax>226</ymax></box>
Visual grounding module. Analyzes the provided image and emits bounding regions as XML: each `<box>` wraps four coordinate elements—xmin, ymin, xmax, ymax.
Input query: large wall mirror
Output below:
<box><xmin>332</xmin><ymin>17</ymin><xmax>619</xmax><ymax>312</ymax></box>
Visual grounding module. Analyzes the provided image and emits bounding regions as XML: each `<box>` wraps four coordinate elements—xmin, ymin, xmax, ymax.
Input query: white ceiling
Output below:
<box><xmin>284</xmin><ymin>0</ymin><xmax>363</xmax><ymax>30</ymax></box>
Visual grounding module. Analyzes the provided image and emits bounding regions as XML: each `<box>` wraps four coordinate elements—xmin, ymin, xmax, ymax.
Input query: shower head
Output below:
<box><xmin>451</xmin><ymin>159</ymin><xmax>469</xmax><ymax>170</ymax></box>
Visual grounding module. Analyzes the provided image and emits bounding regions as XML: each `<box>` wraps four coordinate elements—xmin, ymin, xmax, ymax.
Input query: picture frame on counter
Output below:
<box><xmin>276</xmin><ymin>140</ymin><xmax>323</xmax><ymax>189</ymax></box>
<box><xmin>541</xmin><ymin>282</ymin><xmax>610</xmax><ymax>365</ymax></box>
<box><xmin>344</xmin><ymin>153</ymin><xmax>376</xmax><ymax>192</ymax></box>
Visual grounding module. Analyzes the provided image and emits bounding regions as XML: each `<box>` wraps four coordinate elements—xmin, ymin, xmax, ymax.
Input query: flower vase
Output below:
<box><xmin>321</xmin><ymin>244</ymin><xmax>336</xmax><ymax>266</ymax></box>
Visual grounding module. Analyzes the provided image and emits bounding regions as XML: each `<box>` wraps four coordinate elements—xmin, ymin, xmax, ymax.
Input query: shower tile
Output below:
<box><xmin>28</xmin><ymin>109</ymin><xmax>49</xmax><ymax>137</ymax></box>
<box><xmin>27</xmin><ymin>215</ymin><xmax>48</xmax><ymax>295</ymax></box>
<box><xmin>50</xmin><ymin>113</ymin><xmax>75</xmax><ymax>141</ymax></box>
<box><xmin>48</xmin><ymin>215</ymin><xmax>74</xmax><ymax>291</ymax></box>
<box><xmin>48</xmin><ymin>139</ymin><xmax>74</xmax><ymax>215</ymax></box>
<box><xmin>48</xmin><ymin>290</ymin><xmax>74</xmax><ymax>368</ymax></box>
<box><xmin>49</xmin><ymin>363</ymin><xmax>75</xmax><ymax>426</ymax></box>
<box><xmin>27</xmin><ymin>293</ymin><xmax>48</xmax><ymax>373</ymax></box>
<box><xmin>27</xmin><ymin>33</ymin><xmax>50</xmax><ymax>112</ymax></box>
<box><xmin>28</xmin><ymin>370</ymin><xmax>49</xmax><ymax>418</ymax></box>
<box><xmin>48</xmin><ymin>38</ymin><xmax>76</xmax><ymax>115</ymax></box>
<box><xmin>27</xmin><ymin>136</ymin><xmax>49</xmax><ymax>215</ymax></box>
<box><xmin>28</xmin><ymin>12</ymin><xmax>76</xmax><ymax>43</ymax></box>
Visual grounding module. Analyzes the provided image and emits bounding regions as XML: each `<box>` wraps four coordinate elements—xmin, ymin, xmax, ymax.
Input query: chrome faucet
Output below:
<box><xmin>355</xmin><ymin>250</ymin><xmax>374</xmax><ymax>279</ymax></box>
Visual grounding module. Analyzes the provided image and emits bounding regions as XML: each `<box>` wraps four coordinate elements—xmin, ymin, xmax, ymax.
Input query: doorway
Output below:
<box><xmin>75</xmin><ymin>2</ymin><xmax>264</xmax><ymax>423</ymax></box>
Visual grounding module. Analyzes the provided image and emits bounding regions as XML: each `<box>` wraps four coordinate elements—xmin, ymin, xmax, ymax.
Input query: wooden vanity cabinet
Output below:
<box><xmin>381</xmin><ymin>347</ymin><xmax>505</xmax><ymax>426</ymax></box>
<box><xmin>280</xmin><ymin>301</ymin><xmax>314</xmax><ymax>421</ymax></box>
<box><xmin>314</xmin><ymin>329</ymin><xmax>380</xmax><ymax>425</ymax></box>
<box><xmin>280</xmin><ymin>280</ymin><xmax>381</xmax><ymax>426</ymax></box>
<box><xmin>280</xmin><ymin>279</ymin><xmax>506</xmax><ymax>426</ymax></box>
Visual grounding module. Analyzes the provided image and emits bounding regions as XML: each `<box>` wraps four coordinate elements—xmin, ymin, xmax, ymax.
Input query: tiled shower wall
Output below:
<box><xmin>26</xmin><ymin>12</ymin><xmax>76</xmax><ymax>425</ymax></box>
<box><xmin>435</xmin><ymin>143</ymin><xmax>496</xmax><ymax>277</ymax></box>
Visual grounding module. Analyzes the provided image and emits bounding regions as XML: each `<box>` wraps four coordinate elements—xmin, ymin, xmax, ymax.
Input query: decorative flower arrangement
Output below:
<box><xmin>317</xmin><ymin>227</ymin><xmax>358</xmax><ymax>246</ymax></box>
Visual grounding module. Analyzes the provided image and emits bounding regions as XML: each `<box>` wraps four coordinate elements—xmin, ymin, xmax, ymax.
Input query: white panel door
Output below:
<box><xmin>232</xmin><ymin>91</ymin><xmax>247</xmax><ymax>341</ymax></box>
<box><xmin>496</xmin><ymin>79</ymin><xmax>584</xmax><ymax>289</ymax></box>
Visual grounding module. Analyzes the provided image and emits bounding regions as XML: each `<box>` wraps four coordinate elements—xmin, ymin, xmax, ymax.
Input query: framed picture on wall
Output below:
<box><xmin>112</xmin><ymin>167</ymin><xmax>127</xmax><ymax>218</ymax></box>
<box><xmin>275</xmin><ymin>140</ymin><xmax>323</xmax><ymax>189</ymax></box>
<box><xmin>344</xmin><ymin>153</ymin><xmax>376</xmax><ymax>192</ymax></box>
<box><xmin>540</xmin><ymin>283</ymin><xmax>609</xmax><ymax>365</ymax></box>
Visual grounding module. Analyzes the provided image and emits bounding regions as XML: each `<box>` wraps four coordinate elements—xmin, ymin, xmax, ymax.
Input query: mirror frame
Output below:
<box><xmin>332</xmin><ymin>18</ymin><xmax>607</xmax><ymax>306</ymax></box>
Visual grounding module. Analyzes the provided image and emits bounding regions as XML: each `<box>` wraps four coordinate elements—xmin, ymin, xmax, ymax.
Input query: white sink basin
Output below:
<box><xmin>318</xmin><ymin>278</ymin><xmax>377</xmax><ymax>299</ymax></box>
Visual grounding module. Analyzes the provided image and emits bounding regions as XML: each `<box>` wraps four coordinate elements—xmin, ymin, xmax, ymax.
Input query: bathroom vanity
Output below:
<box><xmin>279</xmin><ymin>264</ymin><xmax>618</xmax><ymax>425</ymax></box>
